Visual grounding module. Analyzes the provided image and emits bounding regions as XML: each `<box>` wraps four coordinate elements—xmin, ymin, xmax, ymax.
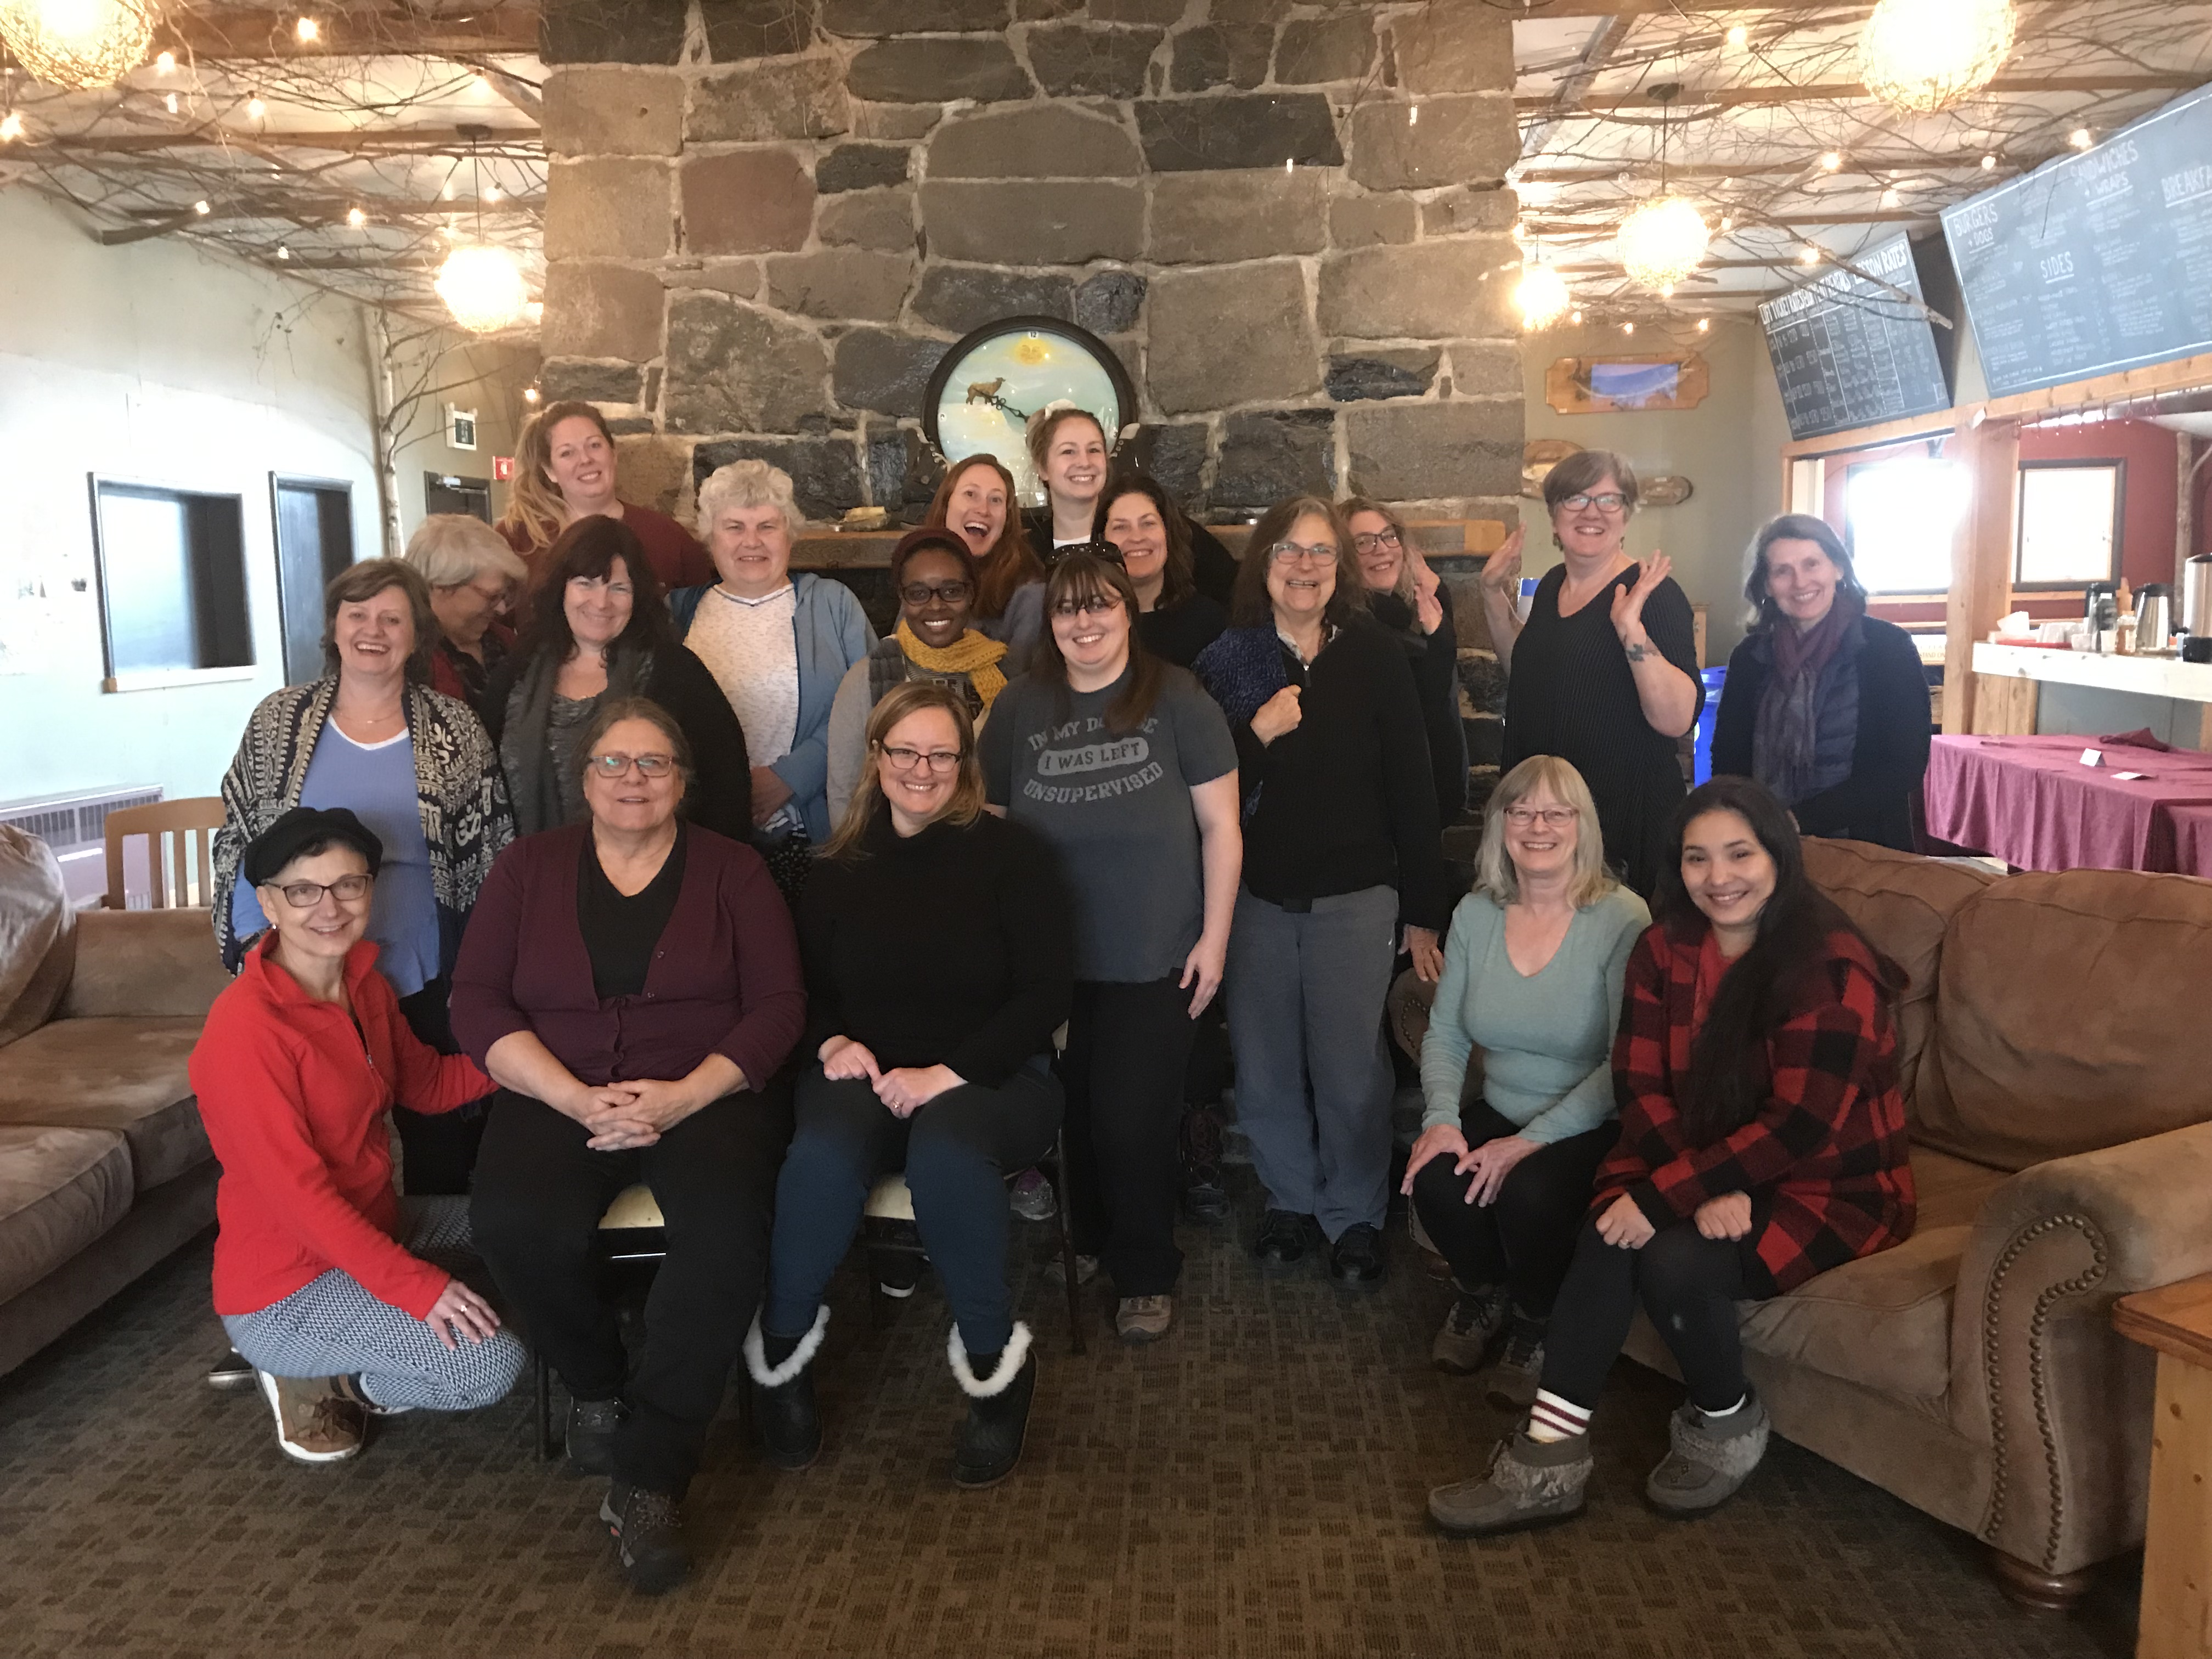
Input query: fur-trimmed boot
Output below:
<box><xmin>1645</xmin><ymin>1390</ymin><xmax>1770</xmax><ymax>1516</ymax></box>
<box><xmin>1427</xmin><ymin>1427</ymin><xmax>1593</xmax><ymax>1537</ymax></box>
<box><xmin>950</xmin><ymin>1322</ymin><xmax>1034</xmax><ymax>1489</ymax></box>
<box><xmin>744</xmin><ymin>1307</ymin><xmax>828</xmax><ymax>1471</ymax></box>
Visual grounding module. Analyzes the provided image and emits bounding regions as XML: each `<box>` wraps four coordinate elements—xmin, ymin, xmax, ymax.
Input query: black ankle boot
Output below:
<box><xmin>951</xmin><ymin>1323</ymin><xmax>1035</xmax><ymax>1489</ymax></box>
<box><xmin>745</xmin><ymin>1308</ymin><xmax>827</xmax><ymax>1471</ymax></box>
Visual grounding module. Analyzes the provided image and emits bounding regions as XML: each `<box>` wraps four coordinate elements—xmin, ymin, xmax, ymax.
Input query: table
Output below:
<box><xmin>2113</xmin><ymin>1276</ymin><xmax>2212</xmax><ymax>1658</ymax></box>
<box><xmin>1923</xmin><ymin>733</ymin><xmax>2212</xmax><ymax>874</ymax></box>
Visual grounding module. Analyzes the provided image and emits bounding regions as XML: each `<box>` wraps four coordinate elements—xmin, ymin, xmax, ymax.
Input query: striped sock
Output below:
<box><xmin>1527</xmin><ymin>1390</ymin><xmax>1592</xmax><ymax>1443</ymax></box>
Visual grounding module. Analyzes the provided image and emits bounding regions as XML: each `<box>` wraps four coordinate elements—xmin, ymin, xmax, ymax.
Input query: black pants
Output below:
<box><xmin>1062</xmin><ymin>977</ymin><xmax>1197</xmax><ymax>1297</ymax></box>
<box><xmin>470</xmin><ymin>1085</ymin><xmax>792</xmax><ymax>1497</ymax></box>
<box><xmin>765</xmin><ymin>1062</ymin><xmax>1061</xmax><ymax>1354</ymax></box>
<box><xmin>1539</xmin><ymin>1214</ymin><xmax>1763</xmax><ymax>1415</ymax></box>
<box><xmin>1409</xmin><ymin>1103</ymin><xmax>1618</xmax><ymax>1321</ymax></box>
<box><xmin>393</xmin><ymin>977</ymin><xmax>489</xmax><ymax>1197</ymax></box>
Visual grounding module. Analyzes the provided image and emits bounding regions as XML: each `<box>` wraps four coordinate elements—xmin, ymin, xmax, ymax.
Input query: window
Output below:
<box><xmin>2015</xmin><ymin>461</ymin><xmax>2123</xmax><ymax>589</ymax></box>
<box><xmin>1844</xmin><ymin>455</ymin><xmax>1969</xmax><ymax>596</ymax></box>
<box><xmin>89</xmin><ymin>478</ymin><xmax>254</xmax><ymax>690</ymax></box>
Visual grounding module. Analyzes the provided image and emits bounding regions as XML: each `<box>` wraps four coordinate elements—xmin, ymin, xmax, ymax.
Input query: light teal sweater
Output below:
<box><xmin>1419</xmin><ymin>884</ymin><xmax>1651</xmax><ymax>1143</ymax></box>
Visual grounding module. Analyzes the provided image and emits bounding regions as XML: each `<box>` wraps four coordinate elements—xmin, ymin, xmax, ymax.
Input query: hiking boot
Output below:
<box><xmin>1252</xmin><ymin>1209</ymin><xmax>1316</xmax><ymax>1271</ymax></box>
<box><xmin>1179</xmin><ymin>1108</ymin><xmax>1229</xmax><ymax>1224</ymax></box>
<box><xmin>1181</xmin><ymin>1177</ymin><xmax>1231</xmax><ymax>1226</ymax></box>
<box><xmin>1645</xmin><ymin>1391</ymin><xmax>1771</xmax><ymax>1517</ymax></box>
<box><xmin>1010</xmin><ymin>1169</ymin><xmax>1058</xmax><ymax>1222</ymax></box>
<box><xmin>567</xmin><ymin>1396</ymin><xmax>625</xmax><ymax>1475</ymax></box>
<box><xmin>1042</xmin><ymin>1252</ymin><xmax>1099</xmax><ymax>1287</ymax></box>
<box><xmin>1427</xmin><ymin>1429</ymin><xmax>1593</xmax><ymax>1537</ymax></box>
<box><xmin>1329</xmin><ymin>1222</ymin><xmax>1386</xmax><ymax>1289</ymax></box>
<box><xmin>1432</xmin><ymin>1283</ymin><xmax>1509</xmax><ymax>1375</ymax></box>
<box><xmin>1115</xmin><ymin>1295</ymin><xmax>1174</xmax><ymax>1344</ymax></box>
<box><xmin>1483</xmin><ymin>1318</ymin><xmax>1545</xmax><ymax>1413</ymax></box>
<box><xmin>951</xmin><ymin>1324</ymin><xmax>1035</xmax><ymax>1488</ymax></box>
<box><xmin>255</xmin><ymin>1371</ymin><xmax>364</xmax><ymax>1465</ymax></box>
<box><xmin>206</xmin><ymin>1348</ymin><xmax>255</xmax><ymax>1391</ymax></box>
<box><xmin>745</xmin><ymin>1309</ymin><xmax>827</xmax><ymax>1472</ymax></box>
<box><xmin>601</xmin><ymin>1481</ymin><xmax>689</xmax><ymax>1594</ymax></box>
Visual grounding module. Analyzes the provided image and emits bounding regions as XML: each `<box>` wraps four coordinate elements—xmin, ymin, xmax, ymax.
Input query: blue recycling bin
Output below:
<box><xmin>1691</xmin><ymin>665</ymin><xmax>1729</xmax><ymax>785</ymax></box>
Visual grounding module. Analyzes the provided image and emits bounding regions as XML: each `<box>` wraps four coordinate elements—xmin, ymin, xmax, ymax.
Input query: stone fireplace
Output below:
<box><xmin>537</xmin><ymin>0</ymin><xmax>1526</xmax><ymax>533</ymax></box>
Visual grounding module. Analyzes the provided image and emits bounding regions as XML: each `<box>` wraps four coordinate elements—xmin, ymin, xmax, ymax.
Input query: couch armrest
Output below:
<box><xmin>1949</xmin><ymin>1120</ymin><xmax>2212</xmax><ymax>1576</ymax></box>
<box><xmin>57</xmin><ymin>909</ymin><xmax>230</xmax><ymax>1020</ymax></box>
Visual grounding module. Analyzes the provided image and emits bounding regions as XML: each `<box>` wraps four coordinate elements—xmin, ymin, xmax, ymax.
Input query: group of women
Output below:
<box><xmin>191</xmin><ymin>408</ymin><xmax>1932</xmax><ymax>1594</ymax></box>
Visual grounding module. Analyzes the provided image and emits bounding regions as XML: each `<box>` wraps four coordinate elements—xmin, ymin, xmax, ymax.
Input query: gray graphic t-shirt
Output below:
<box><xmin>980</xmin><ymin>666</ymin><xmax>1237</xmax><ymax>983</ymax></box>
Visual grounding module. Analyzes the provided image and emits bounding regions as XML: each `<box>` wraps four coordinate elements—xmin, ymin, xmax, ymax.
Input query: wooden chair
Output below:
<box><xmin>103</xmin><ymin>797</ymin><xmax>225</xmax><ymax>911</ymax></box>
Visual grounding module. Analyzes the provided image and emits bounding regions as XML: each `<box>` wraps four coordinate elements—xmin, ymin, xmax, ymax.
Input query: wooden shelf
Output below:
<box><xmin>1971</xmin><ymin>642</ymin><xmax>2212</xmax><ymax>706</ymax></box>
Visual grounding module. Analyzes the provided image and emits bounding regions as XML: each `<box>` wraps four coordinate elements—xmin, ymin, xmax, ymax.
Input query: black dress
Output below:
<box><xmin>1502</xmin><ymin>563</ymin><xmax>1704</xmax><ymax>896</ymax></box>
<box><xmin>1370</xmin><ymin>591</ymin><xmax>1468</xmax><ymax>826</ymax></box>
<box><xmin>1135</xmin><ymin>592</ymin><xmax>1229</xmax><ymax>669</ymax></box>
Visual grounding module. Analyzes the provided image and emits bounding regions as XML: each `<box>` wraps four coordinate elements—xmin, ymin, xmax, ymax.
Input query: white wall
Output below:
<box><xmin>0</xmin><ymin>188</ymin><xmax>529</xmax><ymax>810</ymax></box>
<box><xmin>1521</xmin><ymin>317</ymin><xmax>1795</xmax><ymax>666</ymax></box>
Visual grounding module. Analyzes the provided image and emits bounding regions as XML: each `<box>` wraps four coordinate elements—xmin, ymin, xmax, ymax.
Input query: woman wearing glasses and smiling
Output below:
<box><xmin>1193</xmin><ymin>497</ymin><xmax>1451</xmax><ymax>1289</ymax></box>
<box><xmin>1343</xmin><ymin>496</ymin><xmax>1468</xmax><ymax>827</ymax></box>
<box><xmin>823</xmin><ymin>527</ymin><xmax>1010</xmax><ymax>824</ymax></box>
<box><xmin>455</xmin><ymin>698</ymin><xmax>806</xmax><ymax>1594</ymax></box>
<box><xmin>1478</xmin><ymin>450</ymin><xmax>1704</xmax><ymax>896</ymax></box>
<box><xmin>981</xmin><ymin>553</ymin><xmax>1240</xmax><ymax>1345</ymax></box>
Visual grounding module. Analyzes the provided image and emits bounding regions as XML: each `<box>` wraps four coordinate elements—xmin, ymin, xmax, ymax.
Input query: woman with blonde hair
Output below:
<box><xmin>1401</xmin><ymin>755</ymin><xmax>1649</xmax><ymax>1410</ymax></box>
<box><xmin>927</xmin><ymin>452</ymin><xmax>1047</xmax><ymax>670</ymax></box>
<box><xmin>752</xmin><ymin>681</ymin><xmax>1073</xmax><ymax>1488</ymax></box>
<box><xmin>1020</xmin><ymin>405</ymin><xmax>1238</xmax><ymax>603</ymax></box>
<box><xmin>497</xmin><ymin>401</ymin><xmax>715</xmax><ymax>592</ymax></box>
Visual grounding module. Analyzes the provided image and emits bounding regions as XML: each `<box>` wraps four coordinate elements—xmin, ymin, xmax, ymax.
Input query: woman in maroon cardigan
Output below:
<box><xmin>1427</xmin><ymin>775</ymin><xmax>1913</xmax><ymax>1537</ymax></box>
<box><xmin>453</xmin><ymin>697</ymin><xmax>805</xmax><ymax>1595</ymax></box>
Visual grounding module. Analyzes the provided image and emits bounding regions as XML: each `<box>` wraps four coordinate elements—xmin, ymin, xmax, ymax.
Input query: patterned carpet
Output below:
<box><xmin>0</xmin><ymin>1175</ymin><xmax>2142</xmax><ymax>1659</ymax></box>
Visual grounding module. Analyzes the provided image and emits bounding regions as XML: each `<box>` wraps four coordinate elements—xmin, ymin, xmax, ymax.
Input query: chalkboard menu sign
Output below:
<box><xmin>1759</xmin><ymin>233</ymin><xmax>1955</xmax><ymax>441</ymax></box>
<box><xmin>1943</xmin><ymin>82</ymin><xmax>2212</xmax><ymax>398</ymax></box>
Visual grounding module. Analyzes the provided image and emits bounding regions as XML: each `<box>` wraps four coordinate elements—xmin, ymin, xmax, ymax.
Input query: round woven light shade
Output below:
<box><xmin>1617</xmin><ymin>196</ymin><xmax>1711</xmax><ymax>291</ymax></box>
<box><xmin>1859</xmin><ymin>0</ymin><xmax>2016</xmax><ymax>115</ymax></box>
<box><xmin>0</xmin><ymin>0</ymin><xmax>155</xmax><ymax>90</ymax></box>
<box><xmin>435</xmin><ymin>244</ymin><xmax>529</xmax><ymax>334</ymax></box>
<box><xmin>1515</xmin><ymin>264</ymin><xmax>1572</xmax><ymax>330</ymax></box>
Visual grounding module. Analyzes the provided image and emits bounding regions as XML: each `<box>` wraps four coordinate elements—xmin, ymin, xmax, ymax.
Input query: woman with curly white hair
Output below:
<box><xmin>670</xmin><ymin>460</ymin><xmax>874</xmax><ymax>896</ymax></box>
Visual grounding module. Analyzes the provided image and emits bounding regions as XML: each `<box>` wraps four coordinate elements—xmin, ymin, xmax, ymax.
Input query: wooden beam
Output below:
<box><xmin>153</xmin><ymin>4</ymin><xmax>538</xmax><ymax>60</ymax></box>
<box><xmin>20</xmin><ymin>125</ymin><xmax>539</xmax><ymax>153</ymax></box>
<box><xmin>170</xmin><ymin>196</ymin><xmax>543</xmax><ymax>221</ymax></box>
<box><xmin>1520</xmin><ymin>72</ymin><xmax>2204</xmax><ymax>112</ymax></box>
<box><xmin>1516</xmin><ymin>155</ymin><xmax>2048</xmax><ymax>182</ymax></box>
<box><xmin>1944</xmin><ymin>416</ymin><xmax>2021</xmax><ymax>735</ymax></box>
<box><xmin>1526</xmin><ymin>210</ymin><xmax>1942</xmax><ymax>231</ymax></box>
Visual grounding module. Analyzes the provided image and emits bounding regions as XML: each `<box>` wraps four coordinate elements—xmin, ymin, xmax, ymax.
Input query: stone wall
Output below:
<box><xmin>538</xmin><ymin>0</ymin><xmax>1523</xmax><ymax>529</ymax></box>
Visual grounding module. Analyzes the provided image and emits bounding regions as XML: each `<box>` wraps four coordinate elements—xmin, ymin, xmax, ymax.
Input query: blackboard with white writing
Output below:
<box><xmin>1758</xmin><ymin>233</ymin><xmax>1955</xmax><ymax>441</ymax></box>
<box><xmin>1942</xmin><ymin>83</ymin><xmax>2212</xmax><ymax>398</ymax></box>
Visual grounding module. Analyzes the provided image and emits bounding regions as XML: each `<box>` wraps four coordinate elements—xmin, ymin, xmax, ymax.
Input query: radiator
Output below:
<box><xmin>0</xmin><ymin>786</ymin><xmax>166</xmax><ymax>907</ymax></box>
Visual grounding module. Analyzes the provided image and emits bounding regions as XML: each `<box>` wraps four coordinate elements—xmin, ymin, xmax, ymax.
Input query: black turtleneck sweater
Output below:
<box><xmin>795</xmin><ymin>805</ymin><xmax>1074</xmax><ymax>1087</ymax></box>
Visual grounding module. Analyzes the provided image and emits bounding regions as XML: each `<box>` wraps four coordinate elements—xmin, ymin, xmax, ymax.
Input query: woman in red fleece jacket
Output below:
<box><xmin>191</xmin><ymin>808</ymin><xmax>524</xmax><ymax>1468</ymax></box>
<box><xmin>1426</xmin><ymin>775</ymin><xmax>1914</xmax><ymax>1537</ymax></box>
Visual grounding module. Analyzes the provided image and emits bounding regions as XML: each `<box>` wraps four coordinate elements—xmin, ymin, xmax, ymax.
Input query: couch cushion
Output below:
<box><xmin>0</xmin><ymin>1017</ymin><xmax>211</xmax><ymax>1190</ymax></box>
<box><xmin>1802</xmin><ymin>839</ymin><xmax>1998</xmax><ymax>1131</ymax></box>
<box><xmin>58</xmin><ymin>909</ymin><xmax>229</xmax><ymax>1022</ymax></box>
<box><xmin>0</xmin><ymin>1123</ymin><xmax>132</xmax><ymax>1305</ymax></box>
<box><xmin>0</xmin><ymin>824</ymin><xmax>76</xmax><ymax>1051</ymax></box>
<box><xmin>1919</xmin><ymin>868</ymin><xmax>2212</xmax><ymax>1171</ymax></box>
<box><xmin>1737</xmin><ymin>1146</ymin><xmax>2006</xmax><ymax>1407</ymax></box>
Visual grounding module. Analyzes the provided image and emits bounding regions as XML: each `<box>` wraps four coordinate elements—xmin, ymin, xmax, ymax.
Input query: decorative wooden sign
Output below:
<box><xmin>1546</xmin><ymin>353</ymin><xmax>1711</xmax><ymax>415</ymax></box>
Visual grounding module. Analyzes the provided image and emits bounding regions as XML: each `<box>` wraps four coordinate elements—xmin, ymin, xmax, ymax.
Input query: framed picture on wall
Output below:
<box><xmin>1545</xmin><ymin>353</ymin><xmax>1711</xmax><ymax>414</ymax></box>
<box><xmin>2014</xmin><ymin>460</ymin><xmax>2123</xmax><ymax>589</ymax></box>
<box><xmin>446</xmin><ymin>405</ymin><xmax>479</xmax><ymax>451</ymax></box>
<box><xmin>921</xmin><ymin>316</ymin><xmax>1137</xmax><ymax>507</ymax></box>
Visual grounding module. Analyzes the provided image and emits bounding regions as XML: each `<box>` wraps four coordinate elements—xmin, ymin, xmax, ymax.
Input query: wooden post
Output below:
<box><xmin>1942</xmin><ymin>413</ymin><xmax>2020</xmax><ymax>735</ymax></box>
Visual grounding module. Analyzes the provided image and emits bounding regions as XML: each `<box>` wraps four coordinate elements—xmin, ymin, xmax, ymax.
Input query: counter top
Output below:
<box><xmin>1972</xmin><ymin>642</ymin><xmax>2212</xmax><ymax>705</ymax></box>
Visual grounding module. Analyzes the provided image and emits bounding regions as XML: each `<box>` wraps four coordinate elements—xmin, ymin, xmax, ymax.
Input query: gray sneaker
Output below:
<box><xmin>1043</xmin><ymin>1252</ymin><xmax>1099</xmax><ymax>1286</ymax></box>
<box><xmin>1645</xmin><ymin>1391</ymin><xmax>1770</xmax><ymax>1516</ymax></box>
<box><xmin>1010</xmin><ymin>1169</ymin><xmax>1058</xmax><ymax>1222</ymax></box>
<box><xmin>1482</xmin><ymin>1319</ymin><xmax>1545</xmax><ymax>1412</ymax></box>
<box><xmin>1432</xmin><ymin>1283</ymin><xmax>1508</xmax><ymax>1375</ymax></box>
<box><xmin>1115</xmin><ymin>1295</ymin><xmax>1173</xmax><ymax>1344</ymax></box>
<box><xmin>1427</xmin><ymin>1429</ymin><xmax>1593</xmax><ymax>1537</ymax></box>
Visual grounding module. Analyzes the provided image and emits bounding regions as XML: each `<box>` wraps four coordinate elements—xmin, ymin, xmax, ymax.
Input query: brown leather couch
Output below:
<box><xmin>0</xmin><ymin>826</ymin><xmax>227</xmax><ymax>1376</ymax></box>
<box><xmin>1395</xmin><ymin>837</ymin><xmax>2212</xmax><ymax>1609</ymax></box>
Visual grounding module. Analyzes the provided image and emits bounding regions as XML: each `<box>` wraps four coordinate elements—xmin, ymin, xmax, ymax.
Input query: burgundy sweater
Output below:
<box><xmin>450</xmin><ymin>822</ymin><xmax>805</xmax><ymax>1094</ymax></box>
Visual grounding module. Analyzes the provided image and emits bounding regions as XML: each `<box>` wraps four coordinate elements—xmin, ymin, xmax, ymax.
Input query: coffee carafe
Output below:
<box><xmin>2185</xmin><ymin>555</ymin><xmax>2212</xmax><ymax>662</ymax></box>
<box><xmin>2137</xmin><ymin>584</ymin><xmax>2174</xmax><ymax>654</ymax></box>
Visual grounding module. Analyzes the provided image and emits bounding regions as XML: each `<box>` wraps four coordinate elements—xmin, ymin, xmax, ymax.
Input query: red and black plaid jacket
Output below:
<box><xmin>1596</xmin><ymin>918</ymin><xmax>1916</xmax><ymax>1295</ymax></box>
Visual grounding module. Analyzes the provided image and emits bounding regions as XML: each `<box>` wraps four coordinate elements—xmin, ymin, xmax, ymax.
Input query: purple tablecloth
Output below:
<box><xmin>1924</xmin><ymin>734</ymin><xmax>2212</xmax><ymax>874</ymax></box>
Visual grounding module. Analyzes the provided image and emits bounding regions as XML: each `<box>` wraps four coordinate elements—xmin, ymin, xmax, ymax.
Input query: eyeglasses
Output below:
<box><xmin>1560</xmin><ymin>493</ymin><xmax>1629</xmax><ymax>514</ymax></box>
<box><xmin>899</xmin><ymin>580</ymin><xmax>974</xmax><ymax>607</ymax></box>
<box><xmin>1048</xmin><ymin>595</ymin><xmax>1123</xmax><ymax>619</ymax></box>
<box><xmin>1503</xmin><ymin>806</ymin><xmax>1579</xmax><ymax>828</ymax></box>
<box><xmin>267</xmin><ymin>874</ymin><xmax>373</xmax><ymax>908</ymax></box>
<box><xmin>1352</xmin><ymin>529</ymin><xmax>1402</xmax><ymax>554</ymax></box>
<box><xmin>1269</xmin><ymin>541</ymin><xmax>1339</xmax><ymax>566</ymax></box>
<box><xmin>586</xmin><ymin>752</ymin><xmax>677</xmax><ymax>779</ymax></box>
<box><xmin>879</xmin><ymin>744</ymin><xmax>964</xmax><ymax>774</ymax></box>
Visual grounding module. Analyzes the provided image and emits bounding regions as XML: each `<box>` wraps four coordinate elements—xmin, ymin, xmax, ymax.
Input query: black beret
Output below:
<box><xmin>242</xmin><ymin>807</ymin><xmax>383</xmax><ymax>887</ymax></box>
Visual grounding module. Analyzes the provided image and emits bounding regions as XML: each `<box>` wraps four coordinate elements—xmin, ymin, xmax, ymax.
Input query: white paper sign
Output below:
<box><xmin>2080</xmin><ymin>748</ymin><xmax>2103</xmax><ymax>768</ymax></box>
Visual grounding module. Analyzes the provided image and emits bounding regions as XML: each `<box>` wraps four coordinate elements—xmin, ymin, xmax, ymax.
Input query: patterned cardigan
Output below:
<box><xmin>210</xmin><ymin>676</ymin><xmax>515</xmax><ymax>974</ymax></box>
<box><xmin>1597</xmin><ymin>918</ymin><xmax>1916</xmax><ymax>1296</ymax></box>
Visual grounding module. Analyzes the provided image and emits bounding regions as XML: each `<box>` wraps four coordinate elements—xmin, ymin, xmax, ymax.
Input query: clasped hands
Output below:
<box><xmin>819</xmin><ymin>1035</ymin><xmax>961</xmax><ymax>1119</ymax></box>
<box><xmin>1594</xmin><ymin>1187</ymin><xmax>1752</xmax><ymax>1250</ymax></box>
<box><xmin>563</xmin><ymin>1075</ymin><xmax>711</xmax><ymax>1151</ymax></box>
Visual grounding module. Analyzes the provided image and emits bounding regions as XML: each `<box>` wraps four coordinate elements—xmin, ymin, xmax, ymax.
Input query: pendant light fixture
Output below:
<box><xmin>1860</xmin><ymin>0</ymin><xmax>2016</xmax><ymax>115</ymax></box>
<box><xmin>1615</xmin><ymin>86</ymin><xmax>1709</xmax><ymax>292</ymax></box>
<box><xmin>434</xmin><ymin>125</ymin><xmax>528</xmax><ymax>334</ymax></box>
<box><xmin>0</xmin><ymin>0</ymin><xmax>156</xmax><ymax>91</ymax></box>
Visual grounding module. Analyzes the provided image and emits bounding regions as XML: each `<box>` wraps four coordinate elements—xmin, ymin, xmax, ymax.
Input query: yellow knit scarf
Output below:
<box><xmin>896</xmin><ymin>620</ymin><xmax>1008</xmax><ymax>713</ymax></box>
